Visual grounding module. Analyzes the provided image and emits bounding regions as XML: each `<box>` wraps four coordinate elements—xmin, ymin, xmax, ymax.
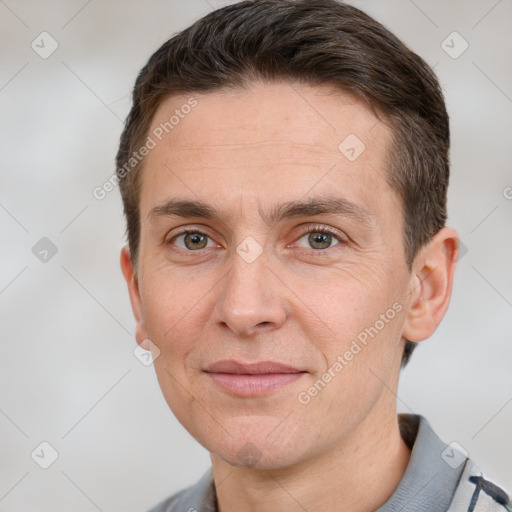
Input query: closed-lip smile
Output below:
<box><xmin>204</xmin><ymin>360</ymin><xmax>307</xmax><ymax>396</ymax></box>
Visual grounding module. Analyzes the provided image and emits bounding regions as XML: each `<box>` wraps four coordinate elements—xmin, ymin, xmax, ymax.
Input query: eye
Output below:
<box><xmin>294</xmin><ymin>228</ymin><xmax>344</xmax><ymax>250</ymax></box>
<box><xmin>169</xmin><ymin>229</ymin><xmax>217</xmax><ymax>251</ymax></box>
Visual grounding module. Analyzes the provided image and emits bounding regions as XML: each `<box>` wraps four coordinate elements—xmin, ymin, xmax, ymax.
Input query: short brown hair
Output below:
<box><xmin>116</xmin><ymin>0</ymin><xmax>450</xmax><ymax>367</ymax></box>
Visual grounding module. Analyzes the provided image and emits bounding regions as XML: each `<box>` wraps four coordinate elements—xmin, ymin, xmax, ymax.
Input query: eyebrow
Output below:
<box><xmin>148</xmin><ymin>195</ymin><xmax>374</xmax><ymax>228</ymax></box>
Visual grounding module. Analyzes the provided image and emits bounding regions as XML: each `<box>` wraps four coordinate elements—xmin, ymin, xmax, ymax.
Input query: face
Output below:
<box><xmin>123</xmin><ymin>81</ymin><xmax>419</xmax><ymax>469</ymax></box>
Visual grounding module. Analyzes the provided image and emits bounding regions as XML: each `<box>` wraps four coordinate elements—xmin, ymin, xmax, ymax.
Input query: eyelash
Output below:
<box><xmin>166</xmin><ymin>228</ymin><xmax>216</xmax><ymax>251</ymax></box>
<box><xmin>292</xmin><ymin>225</ymin><xmax>347</xmax><ymax>256</ymax></box>
<box><xmin>167</xmin><ymin>225</ymin><xmax>347</xmax><ymax>253</ymax></box>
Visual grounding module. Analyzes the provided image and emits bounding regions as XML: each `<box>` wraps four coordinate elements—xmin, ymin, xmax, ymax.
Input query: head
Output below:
<box><xmin>119</xmin><ymin>0</ymin><xmax>458</xmax><ymax>469</ymax></box>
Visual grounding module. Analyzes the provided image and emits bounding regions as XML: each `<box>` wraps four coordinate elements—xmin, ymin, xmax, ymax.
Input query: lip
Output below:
<box><xmin>204</xmin><ymin>360</ymin><xmax>307</xmax><ymax>397</ymax></box>
<box><xmin>205</xmin><ymin>360</ymin><xmax>302</xmax><ymax>375</ymax></box>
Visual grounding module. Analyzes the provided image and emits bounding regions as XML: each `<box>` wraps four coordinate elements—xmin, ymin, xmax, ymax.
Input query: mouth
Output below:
<box><xmin>203</xmin><ymin>360</ymin><xmax>307</xmax><ymax>397</ymax></box>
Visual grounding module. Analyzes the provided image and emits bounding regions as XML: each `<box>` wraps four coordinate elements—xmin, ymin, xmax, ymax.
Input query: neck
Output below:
<box><xmin>211</xmin><ymin>407</ymin><xmax>411</xmax><ymax>512</ymax></box>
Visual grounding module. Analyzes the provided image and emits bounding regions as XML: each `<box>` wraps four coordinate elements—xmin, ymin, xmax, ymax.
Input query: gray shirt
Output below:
<box><xmin>146</xmin><ymin>414</ymin><xmax>507</xmax><ymax>512</ymax></box>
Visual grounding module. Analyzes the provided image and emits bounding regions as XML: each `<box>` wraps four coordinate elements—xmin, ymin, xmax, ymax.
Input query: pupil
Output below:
<box><xmin>185</xmin><ymin>233</ymin><xmax>207</xmax><ymax>249</ymax></box>
<box><xmin>309</xmin><ymin>232</ymin><xmax>331</xmax><ymax>249</ymax></box>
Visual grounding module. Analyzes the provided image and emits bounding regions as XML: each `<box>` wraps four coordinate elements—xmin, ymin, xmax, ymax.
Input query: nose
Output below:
<box><xmin>212</xmin><ymin>248</ymin><xmax>288</xmax><ymax>338</ymax></box>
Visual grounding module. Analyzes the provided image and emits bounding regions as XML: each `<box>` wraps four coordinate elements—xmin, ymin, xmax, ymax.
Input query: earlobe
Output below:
<box><xmin>120</xmin><ymin>246</ymin><xmax>149</xmax><ymax>345</ymax></box>
<box><xmin>401</xmin><ymin>228</ymin><xmax>459</xmax><ymax>343</ymax></box>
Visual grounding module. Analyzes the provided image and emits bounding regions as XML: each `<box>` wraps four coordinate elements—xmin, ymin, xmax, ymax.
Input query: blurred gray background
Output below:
<box><xmin>1</xmin><ymin>0</ymin><xmax>511</xmax><ymax>510</ymax></box>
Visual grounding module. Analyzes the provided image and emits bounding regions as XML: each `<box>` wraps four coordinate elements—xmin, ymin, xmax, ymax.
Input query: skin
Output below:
<box><xmin>121</xmin><ymin>81</ymin><xmax>459</xmax><ymax>512</ymax></box>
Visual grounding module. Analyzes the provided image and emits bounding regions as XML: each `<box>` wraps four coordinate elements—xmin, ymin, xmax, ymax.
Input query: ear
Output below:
<box><xmin>402</xmin><ymin>227</ymin><xmax>459</xmax><ymax>342</ymax></box>
<box><xmin>120</xmin><ymin>246</ymin><xmax>149</xmax><ymax>347</ymax></box>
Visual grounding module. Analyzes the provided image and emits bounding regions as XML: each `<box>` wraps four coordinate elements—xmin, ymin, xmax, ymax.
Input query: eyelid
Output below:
<box><xmin>165</xmin><ymin>223</ymin><xmax>347</xmax><ymax>251</ymax></box>
<box><xmin>292</xmin><ymin>223</ymin><xmax>348</xmax><ymax>244</ymax></box>
<box><xmin>165</xmin><ymin>225</ymin><xmax>219</xmax><ymax>246</ymax></box>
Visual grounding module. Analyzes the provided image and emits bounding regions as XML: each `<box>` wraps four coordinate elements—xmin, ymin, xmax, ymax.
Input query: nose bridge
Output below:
<box><xmin>213</xmin><ymin>246</ymin><xmax>286</xmax><ymax>336</ymax></box>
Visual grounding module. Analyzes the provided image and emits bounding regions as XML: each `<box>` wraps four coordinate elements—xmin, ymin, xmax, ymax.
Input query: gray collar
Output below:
<box><xmin>148</xmin><ymin>414</ymin><xmax>466</xmax><ymax>512</ymax></box>
<box><xmin>376</xmin><ymin>414</ymin><xmax>465</xmax><ymax>512</ymax></box>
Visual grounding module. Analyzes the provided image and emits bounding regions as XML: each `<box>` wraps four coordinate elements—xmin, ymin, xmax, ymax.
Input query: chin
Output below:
<box><xmin>200</xmin><ymin>417</ymin><xmax>313</xmax><ymax>470</ymax></box>
<box><xmin>213</xmin><ymin>442</ymin><xmax>304</xmax><ymax>471</ymax></box>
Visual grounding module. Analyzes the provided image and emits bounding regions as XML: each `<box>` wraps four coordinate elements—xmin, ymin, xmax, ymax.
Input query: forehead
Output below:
<box><xmin>149</xmin><ymin>81</ymin><xmax>386</xmax><ymax>152</ymax></box>
<box><xmin>140</xmin><ymin>81</ymin><xmax>398</xmax><ymax>225</ymax></box>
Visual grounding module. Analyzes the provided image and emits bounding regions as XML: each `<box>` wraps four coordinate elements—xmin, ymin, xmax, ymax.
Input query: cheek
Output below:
<box><xmin>287</xmin><ymin>263</ymin><xmax>399</xmax><ymax>342</ymax></box>
<box><xmin>139</xmin><ymin>270</ymin><xmax>214</xmax><ymax>415</ymax></box>
<box><xmin>140</xmin><ymin>266</ymin><xmax>212</xmax><ymax>339</ymax></box>
<box><xmin>140</xmin><ymin>272</ymin><xmax>208</xmax><ymax>428</ymax></box>
<box><xmin>286</xmin><ymin>265</ymin><xmax>407</xmax><ymax>406</ymax></box>
<box><xmin>291</xmin><ymin>297</ymin><xmax>405</xmax><ymax>443</ymax></box>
